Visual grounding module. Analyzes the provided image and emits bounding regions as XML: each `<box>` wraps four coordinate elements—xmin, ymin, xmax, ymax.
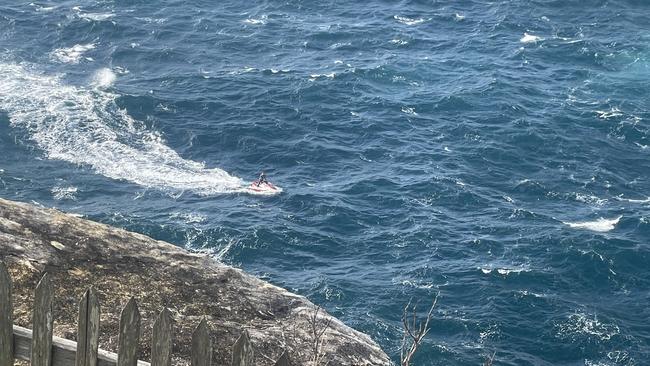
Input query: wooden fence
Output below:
<box><xmin>0</xmin><ymin>261</ymin><xmax>290</xmax><ymax>366</ymax></box>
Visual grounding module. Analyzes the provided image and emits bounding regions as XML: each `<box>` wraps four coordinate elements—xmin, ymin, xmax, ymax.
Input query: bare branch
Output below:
<box><xmin>307</xmin><ymin>305</ymin><xmax>332</xmax><ymax>366</ymax></box>
<box><xmin>400</xmin><ymin>293</ymin><xmax>439</xmax><ymax>366</ymax></box>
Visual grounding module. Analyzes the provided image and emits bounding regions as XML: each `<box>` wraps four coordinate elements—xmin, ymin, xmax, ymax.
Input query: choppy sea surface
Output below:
<box><xmin>1</xmin><ymin>1</ymin><xmax>650</xmax><ymax>364</ymax></box>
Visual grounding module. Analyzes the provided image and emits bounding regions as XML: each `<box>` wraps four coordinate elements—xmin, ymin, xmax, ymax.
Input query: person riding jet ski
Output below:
<box><xmin>256</xmin><ymin>172</ymin><xmax>269</xmax><ymax>187</ymax></box>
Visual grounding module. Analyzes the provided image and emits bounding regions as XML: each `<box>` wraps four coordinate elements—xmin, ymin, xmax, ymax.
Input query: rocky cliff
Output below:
<box><xmin>0</xmin><ymin>198</ymin><xmax>390</xmax><ymax>365</ymax></box>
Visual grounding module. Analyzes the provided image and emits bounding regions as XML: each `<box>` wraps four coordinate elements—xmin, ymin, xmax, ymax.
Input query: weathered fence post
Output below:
<box><xmin>191</xmin><ymin>319</ymin><xmax>211</xmax><ymax>366</ymax></box>
<box><xmin>231</xmin><ymin>330</ymin><xmax>254</xmax><ymax>366</ymax></box>
<box><xmin>273</xmin><ymin>351</ymin><xmax>291</xmax><ymax>366</ymax></box>
<box><xmin>0</xmin><ymin>261</ymin><xmax>13</xmax><ymax>366</ymax></box>
<box><xmin>151</xmin><ymin>308</ymin><xmax>173</xmax><ymax>366</ymax></box>
<box><xmin>76</xmin><ymin>287</ymin><xmax>100</xmax><ymax>366</ymax></box>
<box><xmin>32</xmin><ymin>273</ymin><xmax>54</xmax><ymax>366</ymax></box>
<box><xmin>117</xmin><ymin>297</ymin><xmax>141</xmax><ymax>366</ymax></box>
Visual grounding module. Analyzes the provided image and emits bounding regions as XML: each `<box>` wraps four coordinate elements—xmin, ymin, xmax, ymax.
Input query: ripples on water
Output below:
<box><xmin>1</xmin><ymin>1</ymin><xmax>649</xmax><ymax>364</ymax></box>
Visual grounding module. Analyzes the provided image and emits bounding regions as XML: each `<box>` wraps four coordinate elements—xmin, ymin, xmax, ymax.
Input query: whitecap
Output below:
<box><xmin>51</xmin><ymin>44</ymin><xmax>95</xmax><ymax>64</ymax></box>
<box><xmin>595</xmin><ymin>107</ymin><xmax>623</xmax><ymax>119</ymax></box>
<box><xmin>517</xmin><ymin>290</ymin><xmax>545</xmax><ymax>298</ymax></box>
<box><xmin>30</xmin><ymin>3</ymin><xmax>56</xmax><ymax>12</ymax></box>
<box><xmin>0</xmin><ymin>63</ymin><xmax>246</xmax><ymax>196</ymax></box>
<box><xmin>497</xmin><ymin>268</ymin><xmax>527</xmax><ymax>275</ymax></box>
<box><xmin>243</xmin><ymin>15</ymin><xmax>267</xmax><ymax>25</ymax></box>
<box><xmin>309</xmin><ymin>73</ymin><xmax>335</xmax><ymax>79</ymax></box>
<box><xmin>556</xmin><ymin>313</ymin><xmax>620</xmax><ymax>341</ymax></box>
<box><xmin>574</xmin><ymin>193</ymin><xmax>607</xmax><ymax>206</ymax></box>
<box><xmin>394</xmin><ymin>15</ymin><xmax>428</xmax><ymax>26</ymax></box>
<box><xmin>229</xmin><ymin>66</ymin><xmax>257</xmax><ymax>75</ymax></box>
<box><xmin>480</xmin><ymin>266</ymin><xmax>529</xmax><ymax>276</ymax></box>
<box><xmin>329</xmin><ymin>42</ymin><xmax>351</xmax><ymax>49</ymax></box>
<box><xmin>389</xmin><ymin>39</ymin><xmax>408</xmax><ymax>45</ymax></box>
<box><xmin>401</xmin><ymin>106</ymin><xmax>418</xmax><ymax>116</ymax></box>
<box><xmin>563</xmin><ymin>216</ymin><xmax>622</xmax><ymax>232</ymax></box>
<box><xmin>454</xmin><ymin>13</ymin><xmax>465</xmax><ymax>21</ymax></box>
<box><xmin>92</xmin><ymin>68</ymin><xmax>116</xmax><ymax>88</ymax></box>
<box><xmin>171</xmin><ymin>212</ymin><xmax>207</xmax><ymax>224</ymax></box>
<box><xmin>51</xmin><ymin>186</ymin><xmax>78</xmax><ymax>200</ymax></box>
<box><xmin>616</xmin><ymin>196</ymin><xmax>650</xmax><ymax>203</ymax></box>
<box><xmin>520</xmin><ymin>33</ymin><xmax>543</xmax><ymax>43</ymax></box>
<box><xmin>134</xmin><ymin>17</ymin><xmax>166</xmax><ymax>24</ymax></box>
<box><xmin>78</xmin><ymin>12</ymin><xmax>114</xmax><ymax>22</ymax></box>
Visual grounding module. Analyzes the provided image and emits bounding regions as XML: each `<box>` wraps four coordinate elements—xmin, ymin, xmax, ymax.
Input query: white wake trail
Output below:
<box><xmin>0</xmin><ymin>63</ymin><xmax>245</xmax><ymax>195</ymax></box>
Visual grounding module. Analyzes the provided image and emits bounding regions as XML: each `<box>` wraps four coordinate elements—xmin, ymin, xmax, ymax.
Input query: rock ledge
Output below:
<box><xmin>0</xmin><ymin>198</ymin><xmax>390</xmax><ymax>365</ymax></box>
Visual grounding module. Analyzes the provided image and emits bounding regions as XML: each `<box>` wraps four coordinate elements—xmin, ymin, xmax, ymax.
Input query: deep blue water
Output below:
<box><xmin>1</xmin><ymin>1</ymin><xmax>650</xmax><ymax>364</ymax></box>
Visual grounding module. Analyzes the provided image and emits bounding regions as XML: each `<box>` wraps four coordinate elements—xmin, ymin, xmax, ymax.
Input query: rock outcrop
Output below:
<box><xmin>0</xmin><ymin>198</ymin><xmax>390</xmax><ymax>365</ymax></box>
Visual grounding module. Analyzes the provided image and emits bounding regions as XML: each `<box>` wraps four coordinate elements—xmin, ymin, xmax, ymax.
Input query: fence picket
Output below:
<box><xmin>32</xmin><ymin>273</ymin><xmax>54</xmax><ymax>366</ymax></box>
<box><xmin>273</xmin><ymin>351</ymin><xmax>291</xmax><ymax>366</ymax></box>
<box><xmin>191</xmin><ymin>319</ymin><xmax>211</xmax><ymax>366</ymax></box>
<box><xmin>231</xmin><ymin>330</ymin><xmax>254</xmax><ymax>366</ymax></box>
<box><xmin>117</xmin><ymin>298</ymin><xmax>141</xmax><ymax>366</ymax></box>
<box><xmin>0</xmin><ymin>266</ymin><xmax>293</xmax><ymax>366</ymax></box>
<box><xmin>0</xmin><ymin>261</ymin><xmax>13</xmax><ymax>366</ymax></box>
<box><xmin>76</xmin><ymin>287</ymin><xmax>101</xmax><ymax>366</ymax></box>
<box><xmin>151</xmin><ymin>308</ymin><xmax>173</xmax><ymax>366</ymax></box>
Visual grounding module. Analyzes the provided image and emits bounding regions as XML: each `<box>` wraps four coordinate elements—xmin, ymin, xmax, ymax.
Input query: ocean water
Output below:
<box><xmin>1</xmin><ymin>0</ymin><xmax>649</xmax><ymax>364</ymax></box>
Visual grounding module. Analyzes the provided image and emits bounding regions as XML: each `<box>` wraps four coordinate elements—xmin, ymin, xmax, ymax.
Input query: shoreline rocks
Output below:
<box><xmin>0</xmin><ymin>198</ymin><xmax>390</xmax><ymax>365</ymax></box>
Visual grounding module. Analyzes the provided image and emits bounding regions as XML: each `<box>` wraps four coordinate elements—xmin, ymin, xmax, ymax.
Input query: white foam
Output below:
<box><xmin>556</xmin><ymin>313</ymin><xmax>620</xmax><ymax>341</ymax></box>
<box><xmin>171</xmin><ymin>212</ymin><xmax>207</xmax><ymax>224</ymax></box>
<box><xmin>520</xmin><ymin>33</ymin><xmax>543</xmax><ymax>43</ymax></box>
<box><xmin>309</xmin><ymin>73</ymin><xmax>335</xmax><ymax>79</ymax></box>
<box><xmin>0</xmin><ymin>62</ymin><xmax>246</xmax><ymax>196</ymax></box>
<box><xmin>51</xmin><ymin>44</ymin><xmax>96</xmax><ymax>64</ymax></box>
<box><xmin>480</xmin><ymin>266</ymin><xmax>529</xmax><ymax>276</ymax></box>
<box><xmin>134</xmin><ymin>17</ymin><xmax>167</xmax><ymax>24</ymax></box>
<box><xmin>329</xmin><ymin>42</ymin><xmax>351</xmax><ymax>49</ymax></box>
<box><xmin>51</xmin><ymin>186</ymin><xmax>78</xmax><ymax>200</ymax></box>
<box><xmin>30</xmin><ymin>3</ymin><xmax>55</xmax><ymax>12</ymax></box>
<box><xmin>574</xmin><ymin>193</ymin><xmax>607</xmax><ymax>206</ymax></box>
<box><xmin>389</xmin><ymin>39</ymin><xmax>409</xmax><ymax>46</ymax></box>
<box><xmin>75</xmin><ymin>9</ymin><xmax>114</xmax><ymax>22</ymax></box>
<box><xmin>563</xmin><ymin>216</ymin><xmax>622</xmax><ymax>232</ymax></box>
<box><xmin>243</xmin><ymin>15</ymin><xmax>267</xmax><ymax>25</ymax></box>
<box><xmin>228</xmin><ymin>66</ymin><xmax>257</xmax><ymax>75</ymax></box>
<box><xmin>595</xmin><ymin>107</ymin><xmax>623</xmax><ymax>119</ymax></box>
<box><xmin>394</xmin><ymin>15</ymin><xmax>428</xmax><ymax>26</ymax></box>
<box><xmin>616</xmin><ymin>196</ymin><xmax>650</xmax><ymax>203</ymax></box>
<box><xmin>92</xmin><ymin>68</ymin><xmax>116</xmax><ymax>88</ymax></box>
<box><xmin>401</xmin><ymin>106</ymin><xmax>418</xmax><ymax>116</ymax></box>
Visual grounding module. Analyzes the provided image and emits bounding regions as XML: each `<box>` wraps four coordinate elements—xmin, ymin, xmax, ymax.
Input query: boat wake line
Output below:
<box><xmin>0</xmin><ymin>62</ymin><xmax>280</xmax><ymax>196</ymax></box>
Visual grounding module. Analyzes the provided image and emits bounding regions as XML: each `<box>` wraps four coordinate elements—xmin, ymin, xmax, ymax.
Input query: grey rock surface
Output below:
<box><xmin>0</xmin><ymin>198</ymin><xmax>391</xmax><ymax>366</ymax></box>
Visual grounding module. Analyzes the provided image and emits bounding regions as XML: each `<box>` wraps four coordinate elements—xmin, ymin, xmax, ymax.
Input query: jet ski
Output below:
<box><xmin>248</xmin><ymin>180</ymin><xmax>280</xmax><ymax>192</ymax></box>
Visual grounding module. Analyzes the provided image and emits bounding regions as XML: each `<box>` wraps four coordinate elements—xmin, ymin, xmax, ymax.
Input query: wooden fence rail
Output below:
<box><xmin>0</xmin><ymin>261</ymin><xmax>292</xmax><ymax>366</ymax></box>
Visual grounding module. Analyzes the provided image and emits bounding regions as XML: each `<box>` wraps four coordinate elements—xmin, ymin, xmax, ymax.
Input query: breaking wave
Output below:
<box><xmin>0</xmin><ymin>62</ymin><xmax>245</xmax><ymax>195</ymax></box>
<box><xmin>563</xmin><ymin>216</ymin><xmax>622</xmax><ymax>232</ymax></box>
